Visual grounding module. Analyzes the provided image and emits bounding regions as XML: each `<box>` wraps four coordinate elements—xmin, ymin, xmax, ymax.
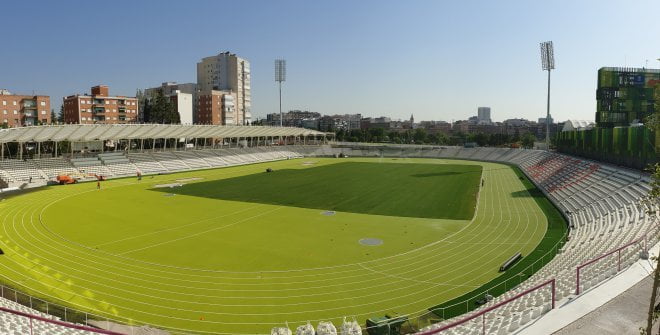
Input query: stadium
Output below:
<box><xmin>0</xmin><ymin>124</ymin><xmax>656</xmax><ymax>335</ymax></box>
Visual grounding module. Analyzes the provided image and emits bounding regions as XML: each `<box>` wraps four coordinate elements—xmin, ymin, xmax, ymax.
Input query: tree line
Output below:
<box><xmin>334</xmin><ymin>128</ymin><xmax>538</xmax><ymax>148</ymax></box>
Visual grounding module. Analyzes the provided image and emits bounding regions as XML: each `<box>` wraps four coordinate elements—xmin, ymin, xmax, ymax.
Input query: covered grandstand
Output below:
<box><xmin>0</xmin><ymin>139</ymin><xmax>656</xmax><ymax>334</ymax></box>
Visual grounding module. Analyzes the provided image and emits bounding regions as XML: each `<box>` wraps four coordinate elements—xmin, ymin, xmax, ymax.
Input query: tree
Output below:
<box><xmin>521</xmin><ymin>133</ymin><xmax>536</xmax><ymax>149</ymax></box>
<box><xmin>57</xmin><ymin>105</ymin><xmax>65</xmax><ymax>123</ymax></box>
<box><xmin>50</xmin><ymin>108</ymin><xmax>57</xmax><ymax>125</ymax></box>
<box><xmin>413</xmin><ymin>128</ymin><xmax>427</xmax><ymax>144</ymax></box>
<box><xmin>144</xmin><ymin>90</ymin><xmax>179</xmax><ymax>124</ymax></box>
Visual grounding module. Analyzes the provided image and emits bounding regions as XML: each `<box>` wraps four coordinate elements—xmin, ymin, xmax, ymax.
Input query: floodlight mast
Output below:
<box><xmin>275</xmin><ymin>59</ymin><xmax>286</xmax><ymax>127</ymax></box>
<box><xmin>540</xmin><ymin>41</ymin><xmax>555</xmax><ymax>151</ymax></box>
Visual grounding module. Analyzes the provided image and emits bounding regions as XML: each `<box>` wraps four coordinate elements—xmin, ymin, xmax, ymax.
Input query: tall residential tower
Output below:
<box><xmin>196</xmin><ymin>52</ymin><xmax>251</xmax><ymax>125</ymax></box>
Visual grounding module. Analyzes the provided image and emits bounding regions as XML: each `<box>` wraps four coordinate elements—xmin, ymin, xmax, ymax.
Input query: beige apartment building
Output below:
<box><xmin>63</xmin><ymin>85</ymin><xmax>138</xmax><ymax>124</ymax></box>
<box><xmin>197</xmin><ymin>52</ymin><xmax>251</xmax><ymax>125</ymax></box>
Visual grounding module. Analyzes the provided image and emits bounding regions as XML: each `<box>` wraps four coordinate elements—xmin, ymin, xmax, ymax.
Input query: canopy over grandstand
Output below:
<box><xmin>0</xmin><ymin>124</ymin><xmax>333</xmax><ymax>159</ymax></box>
<box><xmin>0</xmin><ymin>124</ymin><xmax>331</xmax><ymax>143</ymax></box>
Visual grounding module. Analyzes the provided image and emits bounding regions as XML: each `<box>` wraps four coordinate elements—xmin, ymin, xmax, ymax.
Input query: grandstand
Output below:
<box><xmin>0</xmin><ymin>131</ymin><xmax>656</xmax><ymax>334</ymax></box>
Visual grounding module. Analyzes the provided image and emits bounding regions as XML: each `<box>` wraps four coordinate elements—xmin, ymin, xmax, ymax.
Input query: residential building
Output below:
<box><xmin>418</xmin><ymin>120</ymin><xmax>451</xmax><ymax>135</ymax></box>
<box><xmin>538</xmin><ymin>115</ymin><xmax>554</xmax><ymax>125</ymax></box>
<box><xmin>196</xmin><ymin>90</ymin><xmax>238</xmax><ymax>125</ymax></box>
<box><xmin>266</xmin><ymin>110</ymin><xmax>321</xmax><ymax>127</ymax></box>
<box><xmin>63</xmin><ymin>85</ymin><xmax>138</xmax><ymax>124</ymax></box>
<box><xmin>477</xmin><ymin>107</ymin><xmax>492</xmax><ymax>124</ymax></box>
<box><xmin>197</xmin><ymin>52</ymin><xmax>251</xmax><ymax>125</ymax></box>
<box><xmin>0</xmin><ymin>89</ymin><xmax>50</xmax><ymax>127</ymax></box>
<box><xmin>144</xmin><ymin>82</ymin><xmax>197</xmax><ymax>124</ymax></box>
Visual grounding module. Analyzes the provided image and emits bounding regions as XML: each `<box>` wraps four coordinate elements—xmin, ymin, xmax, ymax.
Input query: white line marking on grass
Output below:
<box><xmin>357</xmin><ymin>264</ymin><xmax>480</xmax><ymax>288</ymax></box>
<box><xmin>117</xmin><ymin>206</ymin><xmax>284</xmax><ymax>256</ymax></box>
<box><xmin>95</xmin><ymin>204</ymin><xmax>267</xmax><ymax>248</ymax></box>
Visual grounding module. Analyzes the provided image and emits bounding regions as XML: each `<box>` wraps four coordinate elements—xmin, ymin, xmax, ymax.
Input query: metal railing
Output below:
<box><xmin>576</xmin><ymin>226</ymin><xmax>658</xmax><ymax>295</ymax></box>
<box><xmin>417</xmin><ymin>279</ymin><xmax>556</xmax><ymax>335</ymax></box>
<box><xmin>0</xmin><ymin>305</ymin><xmax>125</xmax><ymax>334</ymax></box>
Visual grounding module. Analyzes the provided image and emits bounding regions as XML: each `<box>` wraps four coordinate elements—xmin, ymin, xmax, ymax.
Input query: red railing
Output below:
<box><xmin>417</xmin><ymin>279</ymin><xmax>555</xmax><ymax>335</ymax></box>
<box><xmin>575</xmin><ymin>235</ymin><xmax>647</xmax><ymax>295</ymax></box>
<box><xmin>0</xmin><ymin>305</ymin><xmax>125</xmax><ymax>335</ymax></box>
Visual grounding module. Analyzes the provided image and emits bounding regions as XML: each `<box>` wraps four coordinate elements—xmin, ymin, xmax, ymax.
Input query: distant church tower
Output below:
<box><xmin>409</xmin><ymin>114</ymin><xmax>414</xmax><ymax>128</ymax></box>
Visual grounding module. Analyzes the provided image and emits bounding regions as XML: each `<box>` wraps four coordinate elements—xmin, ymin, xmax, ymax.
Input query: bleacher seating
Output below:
<box><xmin>70</xmin><ymin>157</ymin><xmax>113</xmax><ymax>177</ymax></box>
<box><xmin>0</xmin><ymin>159</ymin><xmax>46</xmax><ymax>183</ymax></box>
<box><xmin>0</xmin><ymin>296</ymin><xmax>91</xmax><ymax>334</ymax></box>
<box><xmin>98</xmin><ymin>152</ymin><xmax>138</xmax><ymax>177</ymax></box>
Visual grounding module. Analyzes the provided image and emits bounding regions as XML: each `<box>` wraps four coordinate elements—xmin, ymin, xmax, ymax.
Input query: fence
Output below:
<box><xmin>417</xmin><ymin>279</ymin><xmax>555</xmax><ymax>335</ymax></box>
<box><xmin>0</xmin><ymin>305</ymin><xmax>124</xmax><ymax>335</ymax></box>
<box><xmin>576</xmin><ymin>229</ymin><xmax>656</xmax><ymax>295</ymax></box>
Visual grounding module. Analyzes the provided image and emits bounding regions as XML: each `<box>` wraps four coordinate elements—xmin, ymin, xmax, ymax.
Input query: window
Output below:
<box><xmin>2</xmin><ymin>110</ymin><xmax>6</xmax><ymax>115</ymax></box>
<box><xmin>82</xmin><ymin>117</ymin><xmax>86</xmax><ymax>121</ymax></box>
<box><xmin>113</xmin><ymin>101</ymin><xmax>116</xmax><ymax>104</ymax></box>
<box><xmin>40</xmin><ymin>101</ymin><xmax>46</xmax><ymax>106</ymax></box>
<box><xmin>12</xmin><ymin>101</ymin><xmax>16</xmax><ymax>106</ymax></box>
<box><xmin>2</xmin><ymin>101</ymin><xmax>5</xmax><ymax>106</ymax></box>
<box><xmin>113</xmin><ymin>117</ymin><xmax>117</xmax><ymax>120</ymax></box>
<box><xmin>41</xmin><ymin>111</ymin><xmax>46</xmax><ymax>115</ymax></box>
<box><xmin>13</xmin><ymin>110</ymin><xmax>17</xmax><ymax>115</ymax></box>
<box><xmin>106</xmin><ymin>101</ymin><xmax>110</xmax><ymax>104</ymax></box>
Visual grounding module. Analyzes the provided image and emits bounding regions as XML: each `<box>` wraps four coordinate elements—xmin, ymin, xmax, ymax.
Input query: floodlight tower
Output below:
<box><xmin>275</xmin><ymin>59</ymin><xmax>286</xmax><ymax>127</ymax></box>
<box><xmin>540</xmin><ymin>41</ymin><xmax>555</xmax><ymax>150</ymax></box>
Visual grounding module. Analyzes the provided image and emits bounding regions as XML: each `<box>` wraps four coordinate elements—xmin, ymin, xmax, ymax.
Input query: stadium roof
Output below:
<box><xmin>0</xmin><ymin>124</ymin><xmax>331</xmax><ymax>143</ymax></box>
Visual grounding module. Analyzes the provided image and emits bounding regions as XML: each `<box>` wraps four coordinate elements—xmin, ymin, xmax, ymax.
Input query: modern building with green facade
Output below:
<box><xmin>596</xmin><ymin>67</ymin><xmax>660</xmax><ymax>127</ymax></box>
<box><xmin>557</xmin><ymin>67</ymin><xmax>659</xmax><ymax>169</ymax></box>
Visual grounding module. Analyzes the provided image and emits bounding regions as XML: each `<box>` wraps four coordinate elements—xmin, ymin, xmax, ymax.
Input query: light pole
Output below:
<box><xmin>540</xmin><ymin>41</ymin><xmax>555</xmax><ymax>150</ymax></box>
<box><xmin>275</xmin><ymin>59</ymin><xmax>286</xmax><ymax>127</ymax></box>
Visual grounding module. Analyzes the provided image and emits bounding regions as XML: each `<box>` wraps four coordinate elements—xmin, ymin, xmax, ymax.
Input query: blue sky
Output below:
<box><xmin>2</xmin><ymin>0</ymin><xmax>659</xmax><ymax>123</ymax></box>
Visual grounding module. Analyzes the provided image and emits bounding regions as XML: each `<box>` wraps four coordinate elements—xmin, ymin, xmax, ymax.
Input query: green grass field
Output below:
<box><xmin>0</xmin><ymin>157</ymin><xmax>556</xmax><ymax>334</ymax></box>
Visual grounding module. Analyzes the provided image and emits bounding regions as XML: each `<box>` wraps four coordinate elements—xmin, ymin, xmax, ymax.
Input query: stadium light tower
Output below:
<box><xmin>275</xmin><ymin>59</ymin><xmax>286</xmax><ymax>127</ymax></box>
<box><xmin>540</xmin><ymin>41</ymin><xmax>555</xmax><ymax>150</ymax></box>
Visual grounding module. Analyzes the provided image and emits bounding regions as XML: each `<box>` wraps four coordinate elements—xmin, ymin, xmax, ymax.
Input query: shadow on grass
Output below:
<box><xmin>149</xmin><ymin>161</ymin><xmax>482</xmax><ymax>220</ymax></box>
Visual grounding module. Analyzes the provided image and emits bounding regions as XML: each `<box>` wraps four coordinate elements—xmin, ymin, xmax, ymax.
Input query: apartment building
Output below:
<box><xmin>63</xmin><ymin>85</ymin><xmax>138</xmax><ymax>124</ymax></box>
<box><xmin>197</xmin><ymin>52</ymin><xmax>251</xmax><ymax>125</ymax></box>
<box><xmin>196</xmin><ymin>90</ymin><xmax>237</xmax><ymax>125</ymax></box>
<box><xmin>0</xmin><ymin>89</ymin><xmax>51</xmax><ymax>127</ymax></box>
<box><xmin>144</xmin><ymin>82</ymin><xmax>197</xmax><ymax>124</ymax></box>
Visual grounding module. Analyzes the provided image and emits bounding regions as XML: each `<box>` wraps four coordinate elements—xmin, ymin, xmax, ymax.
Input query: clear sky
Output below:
<box><xmin>2</xmin><ymin>0</ymin><xmax>659</xmax><ymax>123</ymax></box>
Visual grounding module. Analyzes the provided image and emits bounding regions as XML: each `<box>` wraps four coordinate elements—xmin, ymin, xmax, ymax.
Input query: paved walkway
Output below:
<box><xmin>553</xmin><ymin>275</ymin><xmax>659</xmax><ymax>335</ymax></box>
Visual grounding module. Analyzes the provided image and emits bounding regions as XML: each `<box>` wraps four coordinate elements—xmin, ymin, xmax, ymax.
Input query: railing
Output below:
<box><xmin>576</xmin><ymin>227</ymin><xmax>658</xmax><ymax>295</ymax></box>
<box><xmin>0</xmin><ymin>305</ymin><xmax>125</xmax><ymax>334</ymax></box>
<box><xmin>417</xmin><ymin>279</ymin><xmax>555</xmax><ymax>335</ymax></box>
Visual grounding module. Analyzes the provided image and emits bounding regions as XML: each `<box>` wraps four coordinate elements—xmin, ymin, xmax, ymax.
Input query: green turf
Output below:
<box><xmin>0</xmin><ymin>157</ymin><xmax>550</xmax><ymax>334</ymax></box>
<box><xmin>153</xmin><ymin>162</ymin><xmax>482</xmax><ymax>220</ymax></box>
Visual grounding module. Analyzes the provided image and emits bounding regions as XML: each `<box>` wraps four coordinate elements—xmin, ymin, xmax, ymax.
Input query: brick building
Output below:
<box><xmin>196</xmin><ymin>90</ymin><xmax>237</xmax><ymax>125</ymax></box>
<box><xmin>63</xmin><ymin>85</ymin><xmax>138</xmax><ymax>124</ymax></box>
<box><xmin>0</xmin><ymin>89</ymin><xmax>50</xmax><ymax>127</ymax></box>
